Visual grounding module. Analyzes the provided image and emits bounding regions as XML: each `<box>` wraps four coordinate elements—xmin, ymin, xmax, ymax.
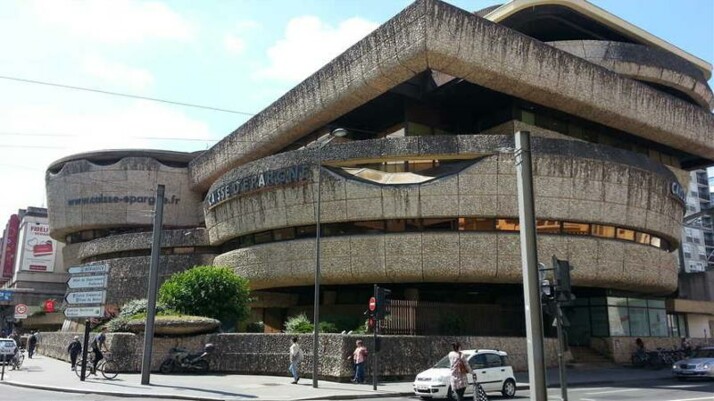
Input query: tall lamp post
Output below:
<box><xmin>313</xmin><ymin>128</ymin><xmax>347</xmax><ymax>388</ymax></box>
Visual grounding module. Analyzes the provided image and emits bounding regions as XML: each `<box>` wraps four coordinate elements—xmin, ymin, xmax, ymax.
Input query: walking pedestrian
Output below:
<box><xmin>68</xmin><ymin>336</ymin><xmax>82</xmax><ymax>371</ymax></box>
<box><xmin>288</xmin><ymin>336</ymin><xmax>303</xmax><ymax>384</ymax></box>
<box><xmin>448</xmin><ymin>342</ymin><xmax>472</xmax><ymax>401</ymax></box>
<box><xmin>27</xmin><ymin>331</ymin><xmax>37</xmax><ymax>358</ymax></box>
<box><xmin>347</xmin><ymin>339</ymin><xmax>368</xmax><ymax>384</ymax></box>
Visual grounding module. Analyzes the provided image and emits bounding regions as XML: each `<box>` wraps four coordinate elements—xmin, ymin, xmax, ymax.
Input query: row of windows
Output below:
<box><xmin>222</xmin><ymin>217</ymin><xmax>673</xmax><ymax>252</ymax></box>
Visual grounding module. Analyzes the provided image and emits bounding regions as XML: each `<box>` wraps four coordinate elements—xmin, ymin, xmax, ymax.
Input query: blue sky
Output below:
<box><xmin>0</xmin><ymin>0</ymin><xmax>711</xmax><ymax>220</ymax></box>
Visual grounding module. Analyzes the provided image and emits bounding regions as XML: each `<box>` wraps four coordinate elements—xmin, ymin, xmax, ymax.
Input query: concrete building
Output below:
<box><xmin>45</xmin><ymin>0</ymin><xmax>714</xmax><ymax>351</ymax></box>
<box><xmin>0</xmin><ymin>207</ymin><xmax>66</xmax><ymax>332</ymax></box>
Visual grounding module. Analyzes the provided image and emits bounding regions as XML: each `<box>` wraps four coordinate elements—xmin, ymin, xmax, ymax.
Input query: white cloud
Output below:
<box><xmin>256</xmin><ymin>16</ymin><xmax>378</xmax><ymax>82</ymax></box>
<box><xmin>224</xmin><ymin>34</ymin><xmax>247</xmax><ymax>55</ymax></box>
<box><xmin>29</xmin><ymin>0</ymin><xmax>195</xmax><ymax>44</ymax></box>
<box><xmin>0</xmin><ymin>99</ymin><xmax>216</xmax><ymax>218</ymax></box>
<box><xmin>223</xmin><ymin>20</ymin><xmax>260</xmax><ymax>55</ymax></box>
<box><xmin>82</xmin><ymin>56</ymin><xmax>154</xmax><ymax>91</ymax></box>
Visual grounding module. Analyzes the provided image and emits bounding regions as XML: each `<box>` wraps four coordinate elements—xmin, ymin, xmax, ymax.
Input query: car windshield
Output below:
<box><xmin>691</xmin><ymin>349</ymin><xmax>714</xmax><ymax>359</ymax></box>
<box><xmin>433</xmin><ymin>352</ymin><xmax>472</xmax><ymax>368</ymax></box>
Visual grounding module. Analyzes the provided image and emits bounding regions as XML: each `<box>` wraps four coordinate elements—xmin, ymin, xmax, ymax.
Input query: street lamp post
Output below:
<box><xmin>312</xmin><ymin>128</ymin><xmax>347</xmax><ymax>388</ymax></box>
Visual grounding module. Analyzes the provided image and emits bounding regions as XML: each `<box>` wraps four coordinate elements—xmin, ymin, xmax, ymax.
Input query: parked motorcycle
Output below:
<box><xmin>159</xmin><ymin>343</ymin><xmax>214</xmax><ymax>374</ymax></box>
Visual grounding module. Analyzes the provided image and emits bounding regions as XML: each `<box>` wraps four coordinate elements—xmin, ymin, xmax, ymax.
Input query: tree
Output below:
<box><xmin>158</xmin><ymin>266</ymin><xmax>251</xmax><ymax>326</ymax></box>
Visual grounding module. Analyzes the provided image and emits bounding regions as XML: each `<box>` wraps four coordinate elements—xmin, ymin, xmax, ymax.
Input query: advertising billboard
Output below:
<box><xmin>0</xmin><ymin>214</ymin><xmax>19</xmax><ymax>279</ymax></box>
<box><xmin>15</xmin><ymin>221</ymin><xmax>56</xmax><ymax>273</ymax></box>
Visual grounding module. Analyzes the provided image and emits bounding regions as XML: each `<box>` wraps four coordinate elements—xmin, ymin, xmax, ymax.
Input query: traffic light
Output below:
<box><xmin>376</xmin><ymin>287</ymin><xmax>392</xmax><ymax>320</ymax></box>
<box><xmin>552</xmin><ymin>256</ymin><xmax>572</xmax><ymax>295</ymax></box>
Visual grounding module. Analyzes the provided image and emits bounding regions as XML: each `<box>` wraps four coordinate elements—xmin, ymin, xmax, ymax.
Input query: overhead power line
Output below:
<box><xmin>0</xmin><ymin>75</ymin><xmax>257</xmax><ymax>116</ymax></box>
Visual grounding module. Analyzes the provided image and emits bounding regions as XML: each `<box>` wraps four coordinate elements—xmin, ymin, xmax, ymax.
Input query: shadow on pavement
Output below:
<box><xmin>149</xmin><ymin>382</ymin><xmax>258</xmax><ymax>398</ymax></box>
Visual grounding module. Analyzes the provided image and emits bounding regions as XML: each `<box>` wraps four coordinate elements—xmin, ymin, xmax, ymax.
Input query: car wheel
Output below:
<box><xmin>502</xmin><ymin>378</ymin><xmax>517</xmax><ymax>398</ymax></box>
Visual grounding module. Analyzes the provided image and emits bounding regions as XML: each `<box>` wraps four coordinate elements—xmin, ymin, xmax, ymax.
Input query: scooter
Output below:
<box><xmin>159</xmin><ymin>343</ymin><xmax>214</xmax><ymax>374</ymax></box>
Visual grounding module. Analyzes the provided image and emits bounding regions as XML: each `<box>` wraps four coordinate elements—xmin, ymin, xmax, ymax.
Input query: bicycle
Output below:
<box><xmin>75</xmin><ymin>352</ymin><xmax>119</xmax><ymax>379</ymax></box>
<box><xmin>11</xmin><ymin>348</ymin><xmax>24</xmax><ymax>370</ymax></box>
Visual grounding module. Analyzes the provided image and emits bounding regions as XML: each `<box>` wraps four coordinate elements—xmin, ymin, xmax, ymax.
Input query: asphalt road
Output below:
<box><xmin>1</xmin><ymin>378</ymin><xmax>712</xmax><ymax>401</ymax></box>
<box><xmin>381</xmin><ymin>378</ymin><xmax>714</xmax><ymax>401</ymax></box>
<box><xmin>0</xmin><ymin>384</ymin><xmax>186</xmax><ymax>401</ymax></box>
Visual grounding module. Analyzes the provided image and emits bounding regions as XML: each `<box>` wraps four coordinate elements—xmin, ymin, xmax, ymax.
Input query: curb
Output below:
<box><xmin>0</xmin><ymin>381</ymin><xmax>225</xmax><ymax>401</ymax></box>
<box><xmin>294</xmin><ymin>391</ymin><xmax>415</xmax><ymax>400</ymax></box>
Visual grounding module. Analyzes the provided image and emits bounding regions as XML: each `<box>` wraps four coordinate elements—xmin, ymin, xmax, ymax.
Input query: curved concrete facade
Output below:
<box><xmin>549</xmin><ymin>40</ymin><xmax>713</xmax><ymax>109</ymax></box>
<box><xmin>206</xmin><ymin>135</ymin><xmax>683</xmax><ymax>294</ymax></box>
<box><xmin>215</xmin><ymin>234</ymin><xmax>677</xmax><ymax>293</ymax></box>
<box><xmin>46</xmin><ymin>153</ymin><xmax>204</xmax><ymax>241</ymax></box>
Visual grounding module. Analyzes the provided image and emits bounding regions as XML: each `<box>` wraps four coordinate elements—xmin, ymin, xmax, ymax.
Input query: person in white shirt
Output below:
<box><xmin>289</xmin><ymin>337</ymin><xmax>303</xmax><ymax>384</ymax></box>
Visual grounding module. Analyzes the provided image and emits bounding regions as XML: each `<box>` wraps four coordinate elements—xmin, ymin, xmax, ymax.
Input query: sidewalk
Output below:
<box><xmin>0</xmin><ymin>355</ymin><xmax>676</xmax><ymax>400</ymax></box>
<box><xmin>0</xmin><ymin>355</ymin><xmax>413</xmax><ymax>401</ymax></box>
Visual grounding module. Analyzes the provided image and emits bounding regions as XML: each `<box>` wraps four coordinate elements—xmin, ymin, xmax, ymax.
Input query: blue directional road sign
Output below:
<box><xmin>0</xmin><ymin>290</ymin><xmax>12</xmax><ymax>302</ymax></box>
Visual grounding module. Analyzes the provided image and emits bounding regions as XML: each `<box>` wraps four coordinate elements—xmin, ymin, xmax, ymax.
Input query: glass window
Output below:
<box><xmin>354</xmin><ymin>221</ymin><xmax>385</xmax><ymax>233</ymax></box>
<box><xmin>254</xmin><ymin>231</ymin><xmax>272</xmax><ymax>244</ymax></box>
<box><xmin>607</xmin><ymin>297</ymin><xmax>628</xmax><ymax>307</ymax></box>
<box><xmin>629</xmin><ymin>307</ymin><xmax>649</xmax><ymax>337</ymax></box>
<box><xmin>469</xmin><ymin>354</ymin><xmax>487</xmax><ymax>369</ymax></box>
<box><xmin>485</xmin><ymin>354</ymin><xmax>502</xmax><ymax>367</ymax></box>
<box><xmin>496</xmin><ymin>219</ymin><xmax>520</xmax><ymax>231</ymax></box>
<box><xmin>273</xmin><ymin>227</ymin><xmax>295</xmax><ymax>241</ymax></box>
<box><xmin>592</xmin><ymin>224</ymin><xmax>616</xmax><ymax>238</ymax></box>
<box><xmin>238</xmin><ymin>235</ymin><xmax>255</xmax><ymax>247</ymax></box>
<box><xmin>590</xmin><ymin>306</ymin><xmax>609</xmax><ymax>337</ymax></box>
<box><xmin>520</xmin><ymin>110</ymin><xmax>535</xmax><ymax>125</ymax></box>
<box><xmin>650</xmin><ymin>237</ymin><xmax>662</xmax><ymax>248</ymax></box>
<box><xmin>628</xmin><ymin>298</ymin><xmax>647</xmax><ymax>308</ymax></box>
<box><xmin>649</xmin><ymin>309</ymin><xmax>667</xmax><ymax>337</ymax></box>
<box><xmin>678</xmin><ymin>315</ymin><xmax>688</xmax><ymax>337</ymax></box>
<box><xmin>635</xmin><ymin>232</ymin><xmax>651</xmax><ymax>245</ymax></box>
<box><xmin>537</xmin><ymin>220</ymin><xmax>561</xmax><ymax>233</ymax></box>
<box><xmin>459</xmin><ymin>218</ymin><xmax>495</xmax><ymax>231</ymax></box>
<box><xmin>616</xmin><ymin>228</ymin><xmax>635</xmax><ymax>241</ymax></box>
<box><xmin>296</xmin><ymin>225</ymin><xmax>316</xmax><ymax>238</ymax></box>
<box><xmin>608</xmin><ymin>306</ymin><xmax>630</xmax><ymax>336</ymax></box>
<box><xmin>563</xmin><ymin>222</ymin><xmax>589</xmax><ymax>236</ymax></box>
<box><xmin>647</xmin><ymin>299</ymin><xmax>665</xmax><ymax>308</ymax></box>
<box><xmin>422</xmin><ymin>219</ymin><xmax>457</xmax><ymax>231</ymax></box>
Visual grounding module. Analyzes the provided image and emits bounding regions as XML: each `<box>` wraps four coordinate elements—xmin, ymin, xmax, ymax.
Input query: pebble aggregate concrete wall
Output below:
<box><xmin>208</xmin><ymin>135</ymin><xmax>682</xmax><ymax>294</ymax></box>
<box><xmin>38</xmin><ymin>332</ymin><xmax>558</xmax><ymax>380</ymax></box>
<box><xmin>47</xmin><ymin>156</ymin><xmax>203</xmax><ymax>241</ymax></box>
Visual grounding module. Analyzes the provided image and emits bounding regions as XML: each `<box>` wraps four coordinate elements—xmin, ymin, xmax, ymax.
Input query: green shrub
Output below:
<box><xmin>285</xmin><ymin>314</ymin><xmax>313</xmax><ymax>333</ymax></box>
<box><xmin>245</xmin><ymin>321</ymin><xmax>265</xmax><ymax>333</ymax></box>
<box><xmin>158</xmin><ymin>266</ymin><xmax>251</xmax><ymax>325</ymax></box>
<box><xmin>106</xmin><ymin>316</ymin><xmax>130</xmax><ymax>332</ymax></box>
<box><xmin>119</xmin><ymin>299</ymin><xmax>170</xmax><ymax>318</ymax></box>
<box><xmin>319</xmin><ymin>321</ymin><xmax>339</xmax><ymax>333</ymax></box>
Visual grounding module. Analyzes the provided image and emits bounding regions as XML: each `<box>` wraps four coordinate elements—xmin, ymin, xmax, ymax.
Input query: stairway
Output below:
<box><xmin>567</xmin><ymin>346</ymin><xmax>617</xmax><ymax>368</ymax></box>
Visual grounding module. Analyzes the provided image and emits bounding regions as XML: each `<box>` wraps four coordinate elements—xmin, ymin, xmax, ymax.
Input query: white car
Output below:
<box><xmin>672</xmin><ymin>347</ymin><xmax>714</xmax><ymax>380</ymax></box>
<box><xmin>413</xmin><ymin>349</ymin><xmax>517</xmax><ymax>399</ymax></box>
<box><xmin>0</xmin><ymin>338</ymin><xmax>18</xmax><ymax>364</ymax></box>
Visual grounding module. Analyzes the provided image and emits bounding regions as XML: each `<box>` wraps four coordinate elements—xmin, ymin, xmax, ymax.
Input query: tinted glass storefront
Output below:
<box><xmin>567</xmin><ymin>297</ymin><xmax>686</xmax><ymax>345</ymax></box>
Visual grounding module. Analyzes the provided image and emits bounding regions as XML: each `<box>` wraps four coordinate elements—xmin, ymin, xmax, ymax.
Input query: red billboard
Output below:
<box><xmin>1</xmin><ymin>214</ymin><xmax>20</xmax><ymax>279</ymax></box>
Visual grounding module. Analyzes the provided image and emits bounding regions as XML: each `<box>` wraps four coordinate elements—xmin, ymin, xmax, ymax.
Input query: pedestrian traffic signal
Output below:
<box><xmin>552</xmin><ymin>256</ymin><xmax>572</xmax><ymax>295</ymax></box>
<box><xmin>376</xmin><ymin>286</ymin><xmax>391</xmax><ymax>320</ymax></box>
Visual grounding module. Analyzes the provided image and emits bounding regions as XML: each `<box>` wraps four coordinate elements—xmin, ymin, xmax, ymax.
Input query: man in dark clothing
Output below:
<box><xmin>91</xmin><ymin>327</ymin><xmax>108</xmax><ymax>374</ymax></box>
<box><xmin>27</xmin><ymin>332</ymin><xmax>37</xmax><ymax>358</ymax></box>
<box><xmin>67</xmin><ymin>336</ymin><xmax>82</xmax><ymax>371</ymax></box>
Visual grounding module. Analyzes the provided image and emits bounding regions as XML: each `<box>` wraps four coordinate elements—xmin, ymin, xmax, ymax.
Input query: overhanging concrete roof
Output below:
<box><xmin>484</xmin><ymin>0</ymin><xmax>713</xmax><ymax>80</ymax></box>
<box><xmin>189</xmin><ymin>0</ymin><xmax>714</xmax><ymax>191</ymax></box>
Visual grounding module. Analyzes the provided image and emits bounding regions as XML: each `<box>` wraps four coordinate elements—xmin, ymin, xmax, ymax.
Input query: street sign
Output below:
<box><xmin>68</xmin><ymin>263</ymin><xmax>109</xmax><ymax>275</ymax></box>
<box><xmin>368</xmin><ymin>296</ymin><xmax>377</xmax><ymax>311</ymax></box>
<box><xmin>0</xmin><ymin>290</ymin><xmax>12</xmax><ymax>302</ymax></box>
<box><xmin>64</xmin><ymin>306</ymin><xmax>105</xmax><ymax>318</ymax></box>
<box><xmin>65</xmin><ymin>290</ymin><xmax>107</xmax><ymax>305</ymax></box>
<box><xmin>67</xmin><ymin>275</ymin><xmax>107</xmax><ymax>289</ymax></box>
<box><xmin>14</xmin><ymin>303</ymin><xmax>28</xmax><ymax>319</ymax></box>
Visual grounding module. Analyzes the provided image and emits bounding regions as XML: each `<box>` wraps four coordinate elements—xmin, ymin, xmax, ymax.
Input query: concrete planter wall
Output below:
<box><xmin>39</xmin><ymin>332</ymin><xmax>558</xmax><ymax>380</ymax></box>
